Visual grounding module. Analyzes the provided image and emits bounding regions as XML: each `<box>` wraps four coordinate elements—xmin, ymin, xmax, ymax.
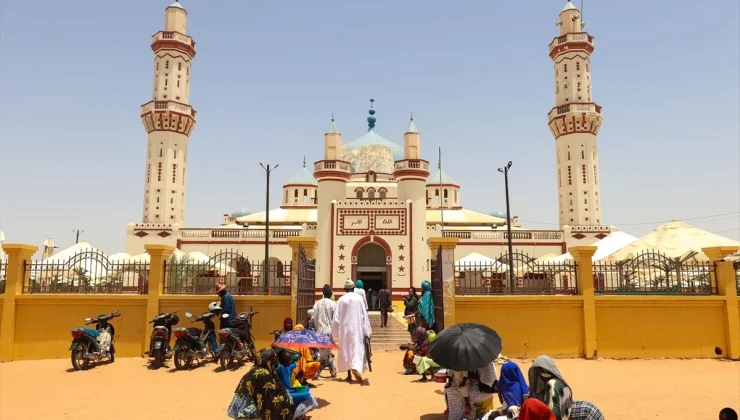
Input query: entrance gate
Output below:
<box><xmin>296</xmin><ymin>245</ymin><xmax>316</xmax><ymax>323</ymax></box>
<box><xmin>430</xmin><ymin>246</ymin><xmax>444</xmax><ymax>332</ymax></box>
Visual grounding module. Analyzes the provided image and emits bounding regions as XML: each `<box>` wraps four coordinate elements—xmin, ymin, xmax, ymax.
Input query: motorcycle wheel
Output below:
<box><xmin>71</xmin><ymin>344</ymin><xmax>89</xmax><ymax>371</ymax></box>
<box><xmin>219</xmin><ymin>343</ymin><xmax>235</xmax><ymax>370</ymax></box>
<box><xmin>153</xmin><ymin>348</ymin><xmax>163</xmax><ymax>368</ymax></box>
<box><xmin>174</xmin><ymin>346</ymin><xmax>192</xmax><ymax>370</ymax></box>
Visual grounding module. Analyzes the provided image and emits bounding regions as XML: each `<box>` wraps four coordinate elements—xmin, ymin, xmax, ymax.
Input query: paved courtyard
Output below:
<box><xmin>1</xmin><ymin>351</ymin><xmax>738</xmax><ymax>419</ymax></box>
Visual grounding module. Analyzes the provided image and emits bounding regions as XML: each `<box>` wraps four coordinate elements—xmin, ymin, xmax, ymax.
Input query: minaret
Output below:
<box><xmin>394</xmin><ymin>114</ymin><xmax>429</xmax><ymax>286</ymax></box>
<box><xmin>548</xmin><ymin>1</ymin><xmax>604</xmax><ymax>228</ymax></box>
<box><xmin>314</xmin><ymin>115</ymin><xmax>350</xmax><ymax>288</ymax></box>
<box><xmin>140</xmin><ymin>1</ymin><xmax>197</xmax><ymax>225</ymax></box>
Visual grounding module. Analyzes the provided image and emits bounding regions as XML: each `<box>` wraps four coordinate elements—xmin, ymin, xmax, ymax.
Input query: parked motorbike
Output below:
<box><xmin>172</xmin><ymin>311</ymin><xmax>220</xmax><ymax>370</ymax></box>
<box><xmin>218</xmin><ymin>308</ymin><xmax>258</xmax><ymax>369</ymax></box>
<box><xmin>145</xmin><ymin>312</ymin><xmax>179</xmax><ymax>368</ymax></box>
<box><xmin>69</xmin><ymin>310</ymin><xmax>120</xmax><ymax>371</ymax></box>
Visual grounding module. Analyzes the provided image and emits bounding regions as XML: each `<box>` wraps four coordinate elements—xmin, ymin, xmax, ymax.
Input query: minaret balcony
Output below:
<box><xmin>141</xmin><ymin>100</ymin><xmax>197</xmax><ymax>119</ymax></box>
<box><xmin>314</xmin><ymin>160</ymin><xmax>351</xmax><ymax>181</ymax></box>
<box><xmin>151</xmin><ymin>31</ymin><xmax>196</xmax><ymax>57</ymax></box>
<box><xmin>548</xmin><ymin>32</ymin><xmax>594</xmax><ymax>58</ymax></box>
<box><xmin>393</xmin><ymin>159</ymin><xmax>430</xmax><ymax>180</ymax></box>
<box><xmin>548</xmin><ymin>102</ymin><xmax>601</xmax><ymax>121</ymax></box>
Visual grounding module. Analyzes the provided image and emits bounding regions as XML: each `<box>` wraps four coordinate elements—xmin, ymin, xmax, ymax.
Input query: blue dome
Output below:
<box><xmin>230</xmin><ymin>209</ymin><xmax>251</xmax><ymax>218</ymax></box>
<box><xmin>491</xmin><ymin>211</ymin><xmax>507</xmax><ymax>219</ymax></box>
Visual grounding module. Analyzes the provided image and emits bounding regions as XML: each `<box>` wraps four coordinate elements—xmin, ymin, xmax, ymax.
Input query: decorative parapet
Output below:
<box><xmin>548</xmin><ymin>32</ymin><xmax>594</xmax><ymax>58</ymax></box>
<box><xmin>547</xmin><ymin>102</ymin><xmax>601</xmax><ymax>121</ymax></box>
<box><xmin>314</xmin><ymin>160</ymin><xmax>351</xmax><ymax>181</ymax></box>
<box><xmin>141</xmin><ymin>100</ymin><xmax>197</xmax><ymax>135</ymax></box>
<box><xmin>179</xmin><ymin>229</ymin><xmax>303</xmax><ymax>239</ymax></box>
<box><xmin>393</xmin><ymin>159</ymin><xmax>430</xmax><ymax>181</ymax></box>
<box><xmin>151</xmin><ymin>31</ymin><xmax>196</xmax><ymax>58</ymax></box>
<box><xmin>432</xmin><ymin>229</ymin><xmax>564</xmax><ymax>241</ymax></box>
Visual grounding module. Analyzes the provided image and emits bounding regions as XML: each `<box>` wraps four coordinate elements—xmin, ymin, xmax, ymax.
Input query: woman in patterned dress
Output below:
<box><xmin>227</xmin><ymin>348</ymin><xmax>294</xmax><ymax>420</ymax></box>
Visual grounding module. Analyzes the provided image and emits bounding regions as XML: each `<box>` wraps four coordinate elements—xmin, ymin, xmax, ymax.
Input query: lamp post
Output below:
<box><xmin>259</xmin><ymin>162</ymin><xmax>278</xmax><ymax>290</ymax></box>
<box><xmin>497</xmin><ymin>161</ymin><xmax>514</xmax><ymax>289</ymax></box>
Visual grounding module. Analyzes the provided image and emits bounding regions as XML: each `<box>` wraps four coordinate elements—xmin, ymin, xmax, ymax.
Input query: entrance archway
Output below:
<box><xmin>352</xmin><ymin>237</ymin><xmax>391</xmax><ymax>297</ymax></box>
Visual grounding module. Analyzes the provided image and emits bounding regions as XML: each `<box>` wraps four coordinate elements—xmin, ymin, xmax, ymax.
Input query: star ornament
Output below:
<box><xmin>398</xmin><ymin>244</ymin><xmax>405</xmax><ymax>250</ymax></box>
<box><xmin>398</xmin><ymin>265</ymin><xmax>405</xmax><ymax>273</ymax></box>
<box><xmin>339</xmin><ymin>254</ymin><xmax>345</xmax><ymax>261</ymax></box>
<box><xmin>398</xmin><ymin>255</ymin><xmax>405</xmax><ymax>261</ymax></box>
<box><xmin>338</xmin><ymin>244</ymin><xmax>346</xmax><ymax>250</ymax></box>
<box><xmin>338</xmin><ymin>264</ymin><xmax>345</xmax><ymax>271</ymax></box>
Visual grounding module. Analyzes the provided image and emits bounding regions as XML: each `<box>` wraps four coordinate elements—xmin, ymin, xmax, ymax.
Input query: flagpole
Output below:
<box><xmin>439</xmin><ymin>147</ymin><xmax>444</xmax><ymax>235</ymax></box>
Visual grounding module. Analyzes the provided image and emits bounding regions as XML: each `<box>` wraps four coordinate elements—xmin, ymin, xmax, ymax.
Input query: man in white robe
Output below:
<box><xmin>332</xmin><ymin>279</ymin><xmax>372</xmax><ymax>384</ymax></box>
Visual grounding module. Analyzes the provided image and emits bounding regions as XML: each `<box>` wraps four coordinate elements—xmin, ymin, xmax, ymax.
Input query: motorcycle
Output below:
<box><xmin>145</xmin><ymin>312</ymin><xmax>179</xmax><ymax>368</ymax></box>
<box><xmin>172</xmin><ymin>311</ymin><xmax>220</xmax><ymax>370</ymax></box>
<box><xmin>217</xmin><ymin>308</ymin><xmax>258</xmax><ymax>369</ymax></box>
<box><xmin>69</xmin><ymin>310</ymin><xmax>120</xmax><ymax>371</ymax></box>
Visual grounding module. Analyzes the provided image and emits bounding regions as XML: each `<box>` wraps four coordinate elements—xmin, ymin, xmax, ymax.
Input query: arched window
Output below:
<box><xmin>426</xmin><ymin>190</ymin><xmax>430</xmax><ymax>205</ymax></box>
<box><xmin>355</xmin><ymin>188</ymin><xmax>364</xmax><ymax>199</ymax></box>
<box><xmin>367</xmin><ymin>188</ymin><xmax>376</xmax><ymax>199</ymax></box>
<box><xmin>303</xmin><ymin>189</ymin><xmax>308</xmax><ymax>203</ymax></box>
<box><xmin>444</xmin><ymin>189</ymin><xmax>448</xmax><ymax>199</ymax></box>
<box><xmin>435</xmin><ymin>189</ymin><xmax>440</xmax><ymax>204</ymax></box>
<box><xmin>379</xmin><ymin>188</ymin><xmax>387</xmax><ymax>199</ymax></box>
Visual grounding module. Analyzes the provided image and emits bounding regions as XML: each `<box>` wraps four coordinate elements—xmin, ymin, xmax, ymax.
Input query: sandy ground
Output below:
<box><xmin>1</xmin><ymin>353</ymin><xmax>738</xmax><ymax>419</ymax></box>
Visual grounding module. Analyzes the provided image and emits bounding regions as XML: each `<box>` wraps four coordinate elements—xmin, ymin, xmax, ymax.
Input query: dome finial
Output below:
<box><xmin>410</xmin><ymin>112</ymin><xmax>414</xmax><ymax>121</ymax></box>
<box><xmin>367</xmin><ymin>97</ymin><xmax>377</xmax><ymax>131</ymax></box>
<box><xmin>303</xmin><ymin>155</ymin><xmax>306</xmax><ymax>168</ymax></box>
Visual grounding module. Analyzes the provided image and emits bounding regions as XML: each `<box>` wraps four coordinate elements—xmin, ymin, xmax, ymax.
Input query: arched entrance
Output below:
<box><xmin>353</xmin><ymin>241</ymin><xmax>389</xmax><ymax>293</ymax></box>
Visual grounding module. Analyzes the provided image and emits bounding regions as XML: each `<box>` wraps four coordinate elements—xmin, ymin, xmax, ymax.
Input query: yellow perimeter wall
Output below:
<box><xmin>5</xmin><ymin>294</ymin><xmax>290</xmax><ymax>361</ymax></box>
<box><xmin>455</xmin><ymin>296</ymin><xmax>731</xmax><ymax>358</ymax></box>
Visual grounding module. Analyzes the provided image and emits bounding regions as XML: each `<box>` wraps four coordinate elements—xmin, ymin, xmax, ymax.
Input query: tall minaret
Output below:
<box><xmin>314</xmin><ymin>115</ymin><xmax>350</xmax><ymax>288</ymax></box>
<box><xmin>548</xmin><ymin>1</ymin><xmax>604</xmax><ymax>228</ymax></box>
<box><xmin>140</xmin><ymin>1</ymin><xmax>197</xmax><ymax>225</ymax></box>
<box><xmin>394</xmin><ymin>115</ymin><xmax>429</xmax><ymax>286</ymax></box>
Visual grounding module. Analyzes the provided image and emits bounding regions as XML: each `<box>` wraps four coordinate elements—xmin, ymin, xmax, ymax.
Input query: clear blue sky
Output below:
<box><xmin>1</xmin><ymin>0</ymin><xmax>738</xmax><ymax>254</ymax></box>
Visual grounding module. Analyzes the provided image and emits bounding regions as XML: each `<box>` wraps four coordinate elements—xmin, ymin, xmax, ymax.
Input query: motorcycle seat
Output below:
<box><xmin>81</xmin><ymin>328</ymin><xmax>99</xmax><ymax>338</ymax></box>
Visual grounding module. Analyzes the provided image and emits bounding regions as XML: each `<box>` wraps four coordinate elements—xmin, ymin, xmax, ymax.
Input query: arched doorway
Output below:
<box><xmin>354</xmin><ymin>242</ymin><xmax>388</xmax><ymax>293</ymax></box>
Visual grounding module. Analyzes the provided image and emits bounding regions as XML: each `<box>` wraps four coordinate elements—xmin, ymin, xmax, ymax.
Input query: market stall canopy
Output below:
<box><xmin>607</xmin><ymin>221</ymin><xmax>739</xmax><ymax>261</ymax></box>
<box><xmin>544</xmin><ymin>231</ymin><xmax>638</xmax><ymax>263</ymax></box>
<box><xmin>455</xmin><ymin>253</ymin><xmax>509</xmax><ymax>271</ymax></box>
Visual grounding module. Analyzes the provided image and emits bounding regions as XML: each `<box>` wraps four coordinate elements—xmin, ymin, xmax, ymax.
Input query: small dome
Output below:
<box><xmin>230</xmin><ymin>209</ymin><xmax>251</xmax><ymax>218</ymax></box>
<box><xmin>285</xmin><ymin>167</ymin><xmax>317</xmax><ymax>185</ymax></box>
<box><xmin>491</xmin><ymin>211</ymin><xmax>507</xmax><ymax>219</ymax></box>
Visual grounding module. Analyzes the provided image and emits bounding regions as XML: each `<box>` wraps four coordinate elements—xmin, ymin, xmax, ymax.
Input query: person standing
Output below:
<box><xmin>332</xmin><ymin>279</ymin><xmax>372</xmax><ymax>384</ymax></box>
<box><xmin>377</xmin><ymin>287</ymin><xmax>392</xmax><ymax>327</ymax></box>
<box><xmin>312</xmin><ymin>284</ymin><xmax>337</xmax><ymax>379</ymax></box>
<box><xmin>370</xmin><ymin>289</ymin><xmax>379</xmax><ymax>311</ymax></box>
<box><xmin>354</xmin><ymin>279</ymin><xmax>368</xmax><ymax>310</ymax></box>
<box><xmin>403</xmin><ymin>286</ymin><xmax>420</xmax><ymax>335</ymax></box>
<box><xmin>216</xmin><ymin>282</ymin><xmax>236</xmax><ymax>329</ymax></box>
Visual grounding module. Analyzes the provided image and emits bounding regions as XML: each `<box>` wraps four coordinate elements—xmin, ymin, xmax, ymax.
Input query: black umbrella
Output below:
<box><xmin>428</xmin><ymin>323</ymin><xmax>502</xmax><ymax>371</ymax></box>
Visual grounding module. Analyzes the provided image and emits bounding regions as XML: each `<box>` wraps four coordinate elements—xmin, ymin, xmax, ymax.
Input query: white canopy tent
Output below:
<box><xmin>544</xmin><ymin>231</ymin><xmax>639</xmax><ymax>263</ymax></box>
<box><xmin>455</xmin><ymin>252</ymin><xmax>509</xmax><ymax>271</ymax></box>
<box><xmin>607</xmin><ymin>221</ymin><xmax>739</xmax><ymax>261</ymax></box>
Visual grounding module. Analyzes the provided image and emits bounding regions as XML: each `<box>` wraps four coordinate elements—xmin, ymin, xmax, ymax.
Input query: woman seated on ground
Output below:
<box><xmin>482</xmin><ymin>361</ymin><xmax>530</xmax><ymax>419</ymax></box>
<box><xmin>276</xmin><ymin>347</ymin><xmax>319</xmax><ymax>419</ymax></box>
<box><xmin>446</xmin><ymin>362</ymin><xmax>498</xmax><ymax>420</ymax></box>
<box><xmin>400</xmin><ymin>326</ymin><xmax>439</xmax><ymax>381</ymax></box>
<box><xmin>518</xmin><ymin>398</ymin><xmax>557</xmax><ymax>420</ymax></box>
<box><xmin>227</xmin><ymin>348</ymin><xmax>294</xmax><ymax>420</ymax></box>
<box><xmin>528</xmin><ymin>356</ymin><xmax>572</xmax><ymax>420</ymax></box>
<box><xmin>291</xmin><ymin>324</ymin><xmax>321</xmax><ymax>384</ymax></box>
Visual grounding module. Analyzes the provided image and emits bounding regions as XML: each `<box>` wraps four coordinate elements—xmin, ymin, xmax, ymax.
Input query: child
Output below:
<box><xmin>444</xmin><ymin>369</ymin><xmax>472</xmax><ymax>416</ymax></box>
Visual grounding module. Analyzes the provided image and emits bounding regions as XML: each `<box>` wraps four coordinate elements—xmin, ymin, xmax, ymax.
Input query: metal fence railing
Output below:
<box><xmin>455</xmin><ymin>252</ymin><xmax>578</xmax><ymax>295</ymax></box>
<box><xmin>23</xmin><ymin>250</ymin><xmax>149</xmax><ymax>294</ymax></box>
<box><xmin>163</xmin><ymin>250</ymin><xmax>291</xmax><ymax>296</ymax></box>
<box><xmin>592</xmin><ymin>251</ymin><xmax>716</xmax><ymax>295</ymax></box>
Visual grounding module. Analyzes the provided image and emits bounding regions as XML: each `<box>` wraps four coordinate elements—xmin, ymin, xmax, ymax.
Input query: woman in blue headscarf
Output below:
<box><xmin>489</xmin><ymin>361</ymin><xmax>529</xmax><ymax>417</ymax></box>
<box><xmin>417</xmin><ymin>280</ymin><xmax>435</xmax><ymax>330</ymax></box>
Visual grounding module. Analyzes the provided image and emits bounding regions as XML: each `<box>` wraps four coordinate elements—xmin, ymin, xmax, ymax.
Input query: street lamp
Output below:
<box><xmin>497</xmin><ymin>161</ymin><xmax>514</xmax><ymax>289</ymax></box>
<box><xmin>259</xmin><ymin>162</ymin><xmax>278</xmax><ymax>290</ymax></box>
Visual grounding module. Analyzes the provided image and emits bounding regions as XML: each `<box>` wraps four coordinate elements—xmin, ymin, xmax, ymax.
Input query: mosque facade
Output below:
<box><xmin>126</xmin><ymin>1</ymin><xmax>612</xmax><ymax>293</ymax></box>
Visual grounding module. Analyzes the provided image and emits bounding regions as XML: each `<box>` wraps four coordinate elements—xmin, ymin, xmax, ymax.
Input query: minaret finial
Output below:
<box><xmin>367</xmin><ymin>97</ymin><xmax>377</xmax><ymax>131</ymax></box>
<box><xmin>331</xmin><ymin>112</ymin><xmax>335</xmax><ymax>122</ymax></box>
<box><xmin>303</xmin><ymin>155</ymin><xmax>306</xmax><ymax>168</ymax></box>
<box><xmin>410</xmin><ymin>112</ymin><xmax>414</xmax><ymax>121</ymax></box>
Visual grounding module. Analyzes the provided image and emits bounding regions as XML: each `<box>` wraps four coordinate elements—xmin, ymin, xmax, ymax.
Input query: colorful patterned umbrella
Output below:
<box><xmin>272</xmin><ymin>329</ymin><xmax>338</xmax><ymax>349</ymax></box>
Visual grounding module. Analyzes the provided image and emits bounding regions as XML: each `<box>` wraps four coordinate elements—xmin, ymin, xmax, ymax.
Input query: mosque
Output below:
<box><xmin>126</xmin><ymin>1</ymin><xmax>612</xmax><ymax>292</ymax></box>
